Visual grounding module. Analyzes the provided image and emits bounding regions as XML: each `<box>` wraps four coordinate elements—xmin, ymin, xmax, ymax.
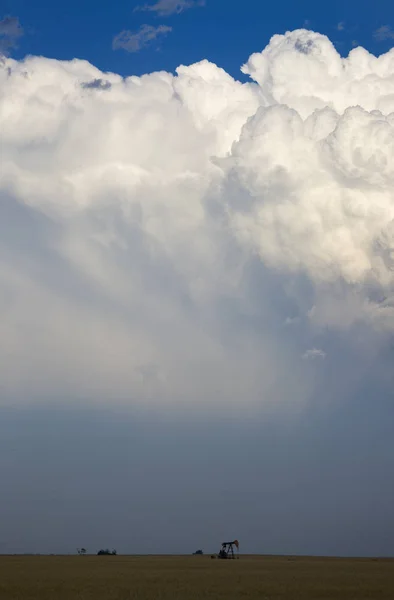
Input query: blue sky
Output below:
<box><xmin>3</xmin><ymin>0</ymin><xmax>394</xmax><ymax>78</ymax></box>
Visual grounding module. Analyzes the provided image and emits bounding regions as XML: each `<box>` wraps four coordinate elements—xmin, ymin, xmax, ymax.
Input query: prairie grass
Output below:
<box><xmin>0</xmin><ymin>554</ymin><xmax>393</xmax><ymax>599</ymax></box>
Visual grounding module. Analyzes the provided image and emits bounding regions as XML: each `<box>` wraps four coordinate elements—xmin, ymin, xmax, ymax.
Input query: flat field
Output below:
<box><xmin>0</xmin><ymin>554</ymin><xmax>393</xmax><ymax>599</ymax></box>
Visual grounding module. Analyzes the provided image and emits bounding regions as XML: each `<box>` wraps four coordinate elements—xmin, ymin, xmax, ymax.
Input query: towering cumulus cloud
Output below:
<box><xmin>1</xmin><ymin>29</ymin><xmax>394</xmax><ymax>407</ymax></box>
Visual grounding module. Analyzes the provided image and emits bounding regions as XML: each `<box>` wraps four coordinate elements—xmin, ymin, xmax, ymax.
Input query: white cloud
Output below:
<box><xmin>0</xmin><ymin>15</ymin><xmax>23</xmax><ymax>55</ymax></box>
<box><xmin>373</xmin><ymin>25</ymin><xmax>394</xmax><ymax>42</ymax></box>
<box><xmin>113</xmin><ymin>24</ymin><xmax>172</xmax><ymax>52</ymax></box>
<box><xmin>135</xmin><ymin>0</ymin><xmax>205</xmax><ymax>17</ymax></box>
<box><xmin>302</xmin><ymin>348</ymin><xmax>326</xmax><ymax>361</ymax></box>
<box><xmin>337</xmin><ymin>22</ymin><xmax>345</xmax><ymax>31</ymax></box>
<box><xmin>1</xmin><ymin>29</ymin><xmax>394</xmax><ymax>408</ymax></box>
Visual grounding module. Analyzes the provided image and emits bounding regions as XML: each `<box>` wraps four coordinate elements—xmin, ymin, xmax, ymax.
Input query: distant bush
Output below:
<box><xmin>97</xmin><ymin>549</ymin><xmax>117</xmax><ymax>556</ymax></box>
<box><xmin>193</xmin><ymin>549</ymin><xmax>203</xmax><ymax>555</ymax></box>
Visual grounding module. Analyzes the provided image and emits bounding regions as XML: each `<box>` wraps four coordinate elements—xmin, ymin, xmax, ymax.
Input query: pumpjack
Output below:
<box><xmin>217</xmin><ymin>539</ymin><xmax>239</xmax><ymax>559</ymax></box>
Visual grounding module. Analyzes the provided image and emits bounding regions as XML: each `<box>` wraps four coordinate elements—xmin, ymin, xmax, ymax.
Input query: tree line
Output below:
<box><xmin>77</xmin><ymin>548</ymin><xmax>117</xmax><ymax>556</ymax></box>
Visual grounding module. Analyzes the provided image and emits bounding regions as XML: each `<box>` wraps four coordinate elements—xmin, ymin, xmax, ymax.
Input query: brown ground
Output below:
<box><xmin>0</xmin><ymin>554</ymin><xmax>393</xmax><ymax>599</ymax></box>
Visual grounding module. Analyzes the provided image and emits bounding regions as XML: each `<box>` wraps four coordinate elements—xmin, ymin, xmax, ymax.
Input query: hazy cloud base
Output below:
<box><xmin>1</xmin><ymin>29</ymin><xmax>394</xmax><ymax>411</ymax></box>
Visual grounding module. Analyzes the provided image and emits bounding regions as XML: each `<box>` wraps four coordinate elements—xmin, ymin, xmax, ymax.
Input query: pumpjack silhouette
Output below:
<box><xmin>217</xmin><ymin>539</ymin><xmax>239</xmax><ymax>559</ymax></box>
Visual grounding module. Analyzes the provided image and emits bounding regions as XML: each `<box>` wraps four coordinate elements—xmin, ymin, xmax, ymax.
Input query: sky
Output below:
<box><xmin>3</xmin><ymin>0</ymin><xmax>394</xmax><ymax>78</ymax></box>
<box><xmin>1</xmin><ymin>0</ymin><xmax>394</xmax><ymax>556</ymax></box>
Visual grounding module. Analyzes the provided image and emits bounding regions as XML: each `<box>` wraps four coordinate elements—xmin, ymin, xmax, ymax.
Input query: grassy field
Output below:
<box><xmin>0</xmin><ymin>554</ymin><xmax>393</xmax><ymax>599</ymax></box>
